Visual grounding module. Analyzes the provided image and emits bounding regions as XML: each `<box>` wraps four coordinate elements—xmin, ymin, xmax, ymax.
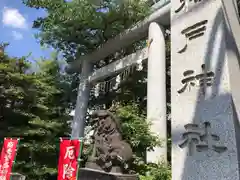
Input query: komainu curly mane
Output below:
<box><xmin>85</xmin><ymin>110</ymin><xmax>133</xmax><ymax>173</ymax></box>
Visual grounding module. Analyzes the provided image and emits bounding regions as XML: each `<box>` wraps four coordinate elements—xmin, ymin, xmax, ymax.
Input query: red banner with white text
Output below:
<box><xmin>0</xmin><ymin>138</ymin><xmax>19</xmax><ymax>180</ymax></box>
<box><xmin>57</xmin><ymin>139</ymin><xmax>82</xmax><ymax>180</ymax></box>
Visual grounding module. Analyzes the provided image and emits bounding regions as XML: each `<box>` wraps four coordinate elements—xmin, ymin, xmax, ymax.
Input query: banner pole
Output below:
<box><xmin>76</xmin><ymin>138</ymin><xmax>83</xmax><ymax>180</ymax></box>
<box><xmin>10</xmin><ymin>138</ymin><xmax>20</xmax><ymax>180</ymax></box>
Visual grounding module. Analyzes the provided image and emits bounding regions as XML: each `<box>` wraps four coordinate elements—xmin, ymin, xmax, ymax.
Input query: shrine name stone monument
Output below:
<box><xmin>172</xmin><ymin>0</ymin><xmax>240</xmax><ymax>180</ymax></box>
<box><xmin>78</xmin><ymin>110</ymin><xmax>138</xmax><ymax>180</ymax></box>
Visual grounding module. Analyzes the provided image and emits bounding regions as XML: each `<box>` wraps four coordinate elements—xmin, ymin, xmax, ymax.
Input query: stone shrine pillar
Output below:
<box><xmin>147</xmin><ymin>22</ymin><xmax>167</xmax><ymax>163</ymax></box>
<box><xmin>71</xmin><ymin>59</ymin><xmax>92</xmax><ymax>138</ymax></box>
<box><xmin>171</xmin><ymin>0</ymin><xmax>240</xmax><ymax>180</ymax></box>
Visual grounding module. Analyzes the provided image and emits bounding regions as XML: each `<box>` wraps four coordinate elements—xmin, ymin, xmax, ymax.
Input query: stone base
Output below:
<box><xmin>11</xmin><ymin>173</ymin><xmax>26</xmax><ymax>180</ymax></box>
<box><xmin>78</xmin><ymin>168</ymin><xmax>139</xmax><ymax>180</ymax></box>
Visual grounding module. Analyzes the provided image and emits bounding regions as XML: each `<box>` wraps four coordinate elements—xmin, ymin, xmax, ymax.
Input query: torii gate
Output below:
<box><xmin>66</xmin><ymin>0</ymin><xmax>170</xmax><ymax>163</ymax></box>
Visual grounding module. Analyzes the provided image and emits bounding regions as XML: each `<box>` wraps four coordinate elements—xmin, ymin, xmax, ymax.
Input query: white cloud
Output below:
<box><xmin>2</xmin><ymin>7</ymin><xmax>28</xmax><ymax>29</ymax></box>
<box><xmin>11</xmin><ymin>31</ymin><xmax>23</xmax><ymax>40</ymax></box>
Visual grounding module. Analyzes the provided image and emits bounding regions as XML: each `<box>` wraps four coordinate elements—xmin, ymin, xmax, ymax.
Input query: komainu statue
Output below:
<box><xmin>85</xmin><ymin>110</ymin><xmax>133</xmax><ymax>174</ymax></box>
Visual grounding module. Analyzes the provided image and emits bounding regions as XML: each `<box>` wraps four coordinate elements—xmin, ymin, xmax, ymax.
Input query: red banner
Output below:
<box><xmin>0</xmin><ymin>138</ymin><xmax>19</xmax><ymax>180</ymax></box>
<box><xmin>57</xmin><ymin>139</ymin><xmax>82</xmax><ymax>180</ymax></box>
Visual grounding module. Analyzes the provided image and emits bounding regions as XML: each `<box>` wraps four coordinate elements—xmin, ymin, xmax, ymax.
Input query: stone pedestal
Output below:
<box><xmin>171</xmin><ymin>0</ymin><xmax>240</xmax><ymax>180</ymax></box>
<box><xmin>78</xmin><ymin>168</ymin><xmax>138</xmax><ymax>180</ymax></box>
<box><xmin>11</xmin><ymin>173</ymin><xmax>26</xmax><ymax>180</ymax></box>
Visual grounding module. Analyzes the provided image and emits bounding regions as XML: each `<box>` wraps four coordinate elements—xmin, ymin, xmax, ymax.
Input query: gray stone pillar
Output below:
<box><xmin>147</xmin><ymin>22</ymin><xmax>167</xmax><ymax>163</ymax></box>
<box><xmin>171</xmin><ymin>0</ymin><xmax>240</xmax><ymax>179</ymax></box>
<box><xmin>71</xmin><ymin>59</ymin><xmax>92</xmax><ymax>138</ymax></box>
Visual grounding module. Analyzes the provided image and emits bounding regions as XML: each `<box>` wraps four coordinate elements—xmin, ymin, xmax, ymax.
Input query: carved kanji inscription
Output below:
<box><xmin>175</xmin><ymin>0</ymin><xmax>203</xmax><ymax>13</ymax></box>
<box><xmin>178</xmin><ymin>64</ymin><xmax>214</xmax><ymax>94</ymax></box>
<box><xmin>179</xmin><ymin>122</ymin><xmax>227</xmax><ymax>156</ymax></box>
<box><xmin>178</xmin><ymin>20</ymin><xmax>208</xmax><ymax>53</ymax></box>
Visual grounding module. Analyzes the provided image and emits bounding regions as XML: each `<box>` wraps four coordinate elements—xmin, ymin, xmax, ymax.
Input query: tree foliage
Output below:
<box><xmin>0</xmin><ymin>44</ymin><xmax>70</xmax><ymax>180</ymax></box>
<box><xmin>139</xmin><ymin>163</ymin><xmax>171</xmax><ymax>180</ymax></box>
<box><xmin>22</xmin><ymin>0</ymin><xmax>150</xmax><ymax>62</ymax></box>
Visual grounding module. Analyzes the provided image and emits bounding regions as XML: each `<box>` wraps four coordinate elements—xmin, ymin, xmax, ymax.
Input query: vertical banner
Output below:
<box><xmin>57</xmin><ymin>139</ymin><xmax>82</xmax><ymax>180</ymax></box>
<box><xmin>0</xmin><ymin>138</ymin><xmax>19</xmax><ymax>180</ymax></box>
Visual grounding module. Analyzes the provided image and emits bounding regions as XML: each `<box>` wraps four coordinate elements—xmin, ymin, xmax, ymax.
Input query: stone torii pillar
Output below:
<box><xmin>71</xmin><ymin>59</ymin><xmax>92</xmax><ymax>138</ymax></box>
<box><xmin>147</xmin><ymin>22</ymin><xmax>167</xmax><ymax>163</ymax></box>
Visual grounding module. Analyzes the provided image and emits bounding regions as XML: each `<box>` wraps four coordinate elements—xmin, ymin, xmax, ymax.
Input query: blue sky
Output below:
<box><xmin>0</xmin><ymin>0</ymin><xmax>53</xmax><ymax>60</ymax></box>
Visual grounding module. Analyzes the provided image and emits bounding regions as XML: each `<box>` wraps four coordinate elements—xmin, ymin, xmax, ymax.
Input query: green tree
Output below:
<box><xmin>0</xmin><ymin>44</ymin><xmax>70</xmax><ymax>180</ymax></box>
<box><xmin>139</xmin><ymin>163</ymin><xmax>171</xmax><ymax>180</ymax></box>
<box><xmin>22</xmin><ymin>0</ymin><xmax>150</xmax><ymax>62</ymax></box>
